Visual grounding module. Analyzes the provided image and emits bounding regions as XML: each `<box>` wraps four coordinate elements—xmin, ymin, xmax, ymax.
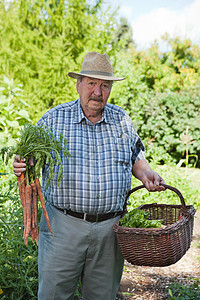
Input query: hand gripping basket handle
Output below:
<box><xmin>123</xmin><ymin>184</ymin><xmax>187</xmax><ymax>213</ymax></box>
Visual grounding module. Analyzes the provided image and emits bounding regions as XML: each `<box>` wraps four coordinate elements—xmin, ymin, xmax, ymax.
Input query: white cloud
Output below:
<box><xmin>131</xmin><ymin>0</ymin><xmax>200</xmax><ymax>49</ymax></box>
<box><xmin>119</xmin><ymin>5</ymin><xmax>133</xmax><ymax>20</ymax></box>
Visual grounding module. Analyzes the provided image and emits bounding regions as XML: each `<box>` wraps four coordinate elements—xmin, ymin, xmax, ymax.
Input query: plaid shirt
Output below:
<box><xmin>37</xmin><ymin>99</ymin><xmax>145</xmax><ymax>214</ymax></box>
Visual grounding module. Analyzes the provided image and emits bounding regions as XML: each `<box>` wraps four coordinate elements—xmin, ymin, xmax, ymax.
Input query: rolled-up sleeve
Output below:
<box><xmin>131</xmin><ymin>134</ymin><xmax>145</xmax><ymax>165</ymax></box>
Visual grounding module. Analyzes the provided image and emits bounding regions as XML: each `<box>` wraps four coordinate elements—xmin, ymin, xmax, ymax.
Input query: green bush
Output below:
<box><xmin>0</xmin><ymin>0</ymin><xmax>124</xmax><ymax>123</ymax></box>
<box><xmin>109</xmin><ymin>51</ymin><xmax>200</xmax><ymax>168</ymax></box>
<box><xmin>0</xmin><ymin>75</ymin><xmax>31</xmax><ymax>146</ymax></box>
<box><xmin>0</xmin><ymin>176</ymin><xmax>38</xmax><ymax>299</ymax></box>
<box><xmin>168</xmin><ymin>279</ymin><xmax>200</xmax><ymax>299</ymax></box>
<box><xmin>133</xmin><ymin>89</ymin><xmax>200</xmax><ymax>167</ymax></box>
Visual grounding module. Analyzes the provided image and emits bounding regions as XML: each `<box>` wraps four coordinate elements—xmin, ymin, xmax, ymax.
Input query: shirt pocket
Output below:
<box><xmin>114</xmin><ymin>135</ymin><xmax>132</xmax><ymax>167</ymax></box>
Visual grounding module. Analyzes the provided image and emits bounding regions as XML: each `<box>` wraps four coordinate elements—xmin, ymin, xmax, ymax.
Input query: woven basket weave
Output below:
<box><xmin>113</xmin><ymin>184</ymin><xmax>196</xmax><ymax>267</ymax></box>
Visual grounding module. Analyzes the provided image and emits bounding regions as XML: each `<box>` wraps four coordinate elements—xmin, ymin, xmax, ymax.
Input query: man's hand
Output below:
<box><xmin>13</xmin><ymin>155</ymin><xmax>34</xmax><ymax>177</ymax></box>
<box><xmin>132</xmin><ymin>159</ymin><xmax>165</xmax><ymax>192</ymax></box>
<box><xmin>139</xmin><ymin>169</ymin><xmax>165</xmax><ymax>191</ymax></box>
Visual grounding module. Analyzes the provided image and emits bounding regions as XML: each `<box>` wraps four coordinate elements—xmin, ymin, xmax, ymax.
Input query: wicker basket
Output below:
<box><xmin>113</xmin><ymin>184</ymin><xmax>196</xmax><ymax>267</ymax></box>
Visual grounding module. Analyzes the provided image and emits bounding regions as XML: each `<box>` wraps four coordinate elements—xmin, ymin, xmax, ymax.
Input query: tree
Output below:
<box><xmin>115</xmin><ymin>17</ymin><xmax>135</xmax><ymax>48</ymax></box>
<box><xmin>0</xmin><ymin>0</ymin><xmax>122</xmax><ymax>122</ymax></box>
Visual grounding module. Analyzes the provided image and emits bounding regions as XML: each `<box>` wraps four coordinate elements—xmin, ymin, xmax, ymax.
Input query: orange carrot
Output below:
<box><xmin>35</xmin><ymin>178</ymin><xmax>54</xmax><ymax>236</ymax></box>
<box><xmin>35</xmin><ymin>226</ymin><xmax>39</xmax><ymax>245</ymax></box>
<box><xmin>18</xmin><ymin>175</ymin><xmax>23</xmax><ymax>207</ymax></box>
<box><xmin>31</xmin><ymin>182</ymin><xmax>38</xmax><ymax>228</ymax></box>
<box><xmin>31</xmin><ymin>228</ymin><xmax>36</xmax><ymax>243</ymax></box>
<box><xmin>31</xmin><ymin>182</ymin><xmax>38</xmax><ymax>243</ymax></box>
<box><xmin>31</xmin><ymin>200</ymin><xmax>35</xmax><ymax>229</ymax></box>
<box><xmin>19</xmin><ymin>172</ymin><xmax>27</xmax><ymax>239</ymax></box>
<box><xmin>18</xmin><ymin>174</ymin><xmax>26</xmax><ymax>239</ymax></box>
<box><xmin>24</xmin><ymin>184</ymin><xmax>32</xmax><ymax>245</ymax></box>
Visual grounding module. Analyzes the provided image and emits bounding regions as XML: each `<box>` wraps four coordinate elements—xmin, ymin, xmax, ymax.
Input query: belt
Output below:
<box><xmin>54</xmin><ymin>207</ymin><xmax>122</xmax><ymax>222</ymax></box>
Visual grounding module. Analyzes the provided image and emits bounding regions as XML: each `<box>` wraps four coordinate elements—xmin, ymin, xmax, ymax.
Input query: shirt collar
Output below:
<box><xmin>103</xmin><ymin>105</ymin><xmax>114</xmax><ymax>124</ymax></box>
<box><xmin>73</xmin><ymin>99</ymin><xmax>114</xmax><ymax>124</ymax></box>
<box><xmin>72</xmin><ymin>99</ymin><xmax>86</xmax><ymax>123</ymax></box>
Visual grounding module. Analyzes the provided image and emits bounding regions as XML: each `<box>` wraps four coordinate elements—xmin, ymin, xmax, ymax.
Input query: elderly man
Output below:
<box><xmin>13</xmin><ymin>52</ymin><xmax>165</xmax><ymax>300</ymax></box>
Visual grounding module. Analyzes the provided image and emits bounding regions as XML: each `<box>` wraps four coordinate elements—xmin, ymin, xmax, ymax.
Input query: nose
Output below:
<box><xmin>93</xmin><ymin>85</ymin><xmax>102</xmax><ymax>96</ymax></box>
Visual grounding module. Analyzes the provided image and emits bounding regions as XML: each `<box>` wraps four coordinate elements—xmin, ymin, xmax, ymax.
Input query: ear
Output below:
<box><xmin>76</xmin><ymin>79</ymin><xmax>81</xmax><ymax>94</ymax></box>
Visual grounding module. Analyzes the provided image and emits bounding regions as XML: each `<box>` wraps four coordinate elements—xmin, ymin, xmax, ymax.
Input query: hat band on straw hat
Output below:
<box><xmin>80</xmin><ymin>70</ymin><xmax>114</xmax><ymax>77</ymax></box>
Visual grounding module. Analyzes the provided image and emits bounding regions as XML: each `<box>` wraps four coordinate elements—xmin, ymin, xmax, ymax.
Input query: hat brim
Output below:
<box><xmin>68</xmin><ymin>72</ymin><xmax>125</xmax><ymax>81</ymax></box>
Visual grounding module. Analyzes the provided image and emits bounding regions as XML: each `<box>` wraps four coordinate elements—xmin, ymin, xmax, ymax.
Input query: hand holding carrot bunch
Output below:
<box><xmin>1</xmin><ymin>124</ymin><xmax>70</xmax><ymax>245</ymax></box>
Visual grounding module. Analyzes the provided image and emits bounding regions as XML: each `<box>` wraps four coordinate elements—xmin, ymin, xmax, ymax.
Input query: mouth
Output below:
<box><xmin>89</xmin><ymin>98</ymin><xmax>103</xmax><ymax>102</ymax></box>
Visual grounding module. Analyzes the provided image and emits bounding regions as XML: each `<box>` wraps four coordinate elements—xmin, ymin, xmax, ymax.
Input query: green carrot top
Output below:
<box><xmin>0</xmin><ymin>123</ymin><xmax>70</xmax><ymax>186</ymax></box>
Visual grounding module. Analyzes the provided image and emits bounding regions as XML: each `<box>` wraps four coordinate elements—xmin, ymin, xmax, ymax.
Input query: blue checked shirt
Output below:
<box><xmin>37</xmin><ymin>99</ymin><xmax>145</xmax><ymax>214</ymax></box>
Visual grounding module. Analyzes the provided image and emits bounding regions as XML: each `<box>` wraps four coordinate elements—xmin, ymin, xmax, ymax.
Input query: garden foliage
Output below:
<box><xmin>0</xmin><ymin>0</ymin><xmax>200</xmax><ymax>165</ymax></box>
<box><xmin>0</xmin><ymin>75</ymin><xmax>31</xmax><ymax>146</ymax></box>
<box><xmin>0</xmin><ymin>0</ymin><xmax>123</xmax><ymax>120</ymax></box>
<box><xmin>0</xmin><ymin>180</ymin><xmax>39</xmax><ymax>299</ymax></box>
<box><xmin>0</xmin><ymin>0</ymin><xmax>200</xmax><ymax>298</ymax></box>
<box><xmin>110</xmin><ymin>48</ymin><xmax>200</xmax><ymax>167</ymax></box>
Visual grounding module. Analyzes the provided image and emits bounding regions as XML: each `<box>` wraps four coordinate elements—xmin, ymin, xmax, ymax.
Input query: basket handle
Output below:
<box><xmin>123</xmin><ymin>184</ymin><xmax>187</xmax><ymax>213</ymax></box>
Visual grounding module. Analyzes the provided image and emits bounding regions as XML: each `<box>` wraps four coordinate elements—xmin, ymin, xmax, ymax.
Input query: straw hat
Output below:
<box><xmin>68</xmin><ymin>52</ymin><xmax>125</xmax><ymax>81</ymax></box>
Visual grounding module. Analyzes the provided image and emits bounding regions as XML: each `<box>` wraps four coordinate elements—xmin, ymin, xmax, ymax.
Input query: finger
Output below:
<box><xmin>155</xmin><ymin>177</ymin><xmax>166</xmax><ymax>191</ymax></box>
<box><xmin>13</xmin><ymin>161</ymin><xmax>26</xmax><ymax>169</ymax></box>
<box><xmin>14</xmin><ymin>155</ymin><xmax>21</xmax><ymax>163</ymax></box>
<box><xmin>13</xmin><ymin>167</ymin><xmax>26</xmax><ymax>176</ymax></box>
<box><xmin>14</xmin><ymin>171</ymin><xmax>23</xmax><ymax>177</ymax></box>
<box><xmin>144</xmin><ymin>181</ymin><xmax>156</xmax><ymax>192</ymax></box>
<box><xmin>29</xmin><ymin>157</ymin><xmax>34</xmax><ymax>166</ymax></box>
<box><xmin>155</xmin><ymin>184</ymin><xmax>165</xmax><ymax>191</ymax></box>
<box><xmin>13</xmin><ymin>155</ymin><xmax>26</xmax><ymax>164</ymax></box>
<box><xmin>13</xmin><ymin>155</ymin><xmax>27</xmax><ymax>176</ymax></box>
<box><xmin>160</xmin><ymin>178</ymin><xmax>166</xmax><ymax>186</ymax></box>
<box><xmin>154</xmin><ymin>173</ymin><xmax>161</xmax><ymax>185</ymax></box>
<box><xmin>149</xmin><ymin>181</ymin><xmax>156</xmax><ymax>192</ymax></box>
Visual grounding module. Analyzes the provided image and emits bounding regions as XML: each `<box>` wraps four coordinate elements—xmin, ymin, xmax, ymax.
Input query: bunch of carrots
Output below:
<box><xmin>18</xmin><ymin>172</ymin><xmax>53</xmax><ymax>245</ymax></box>
<box><xmin>1</xmin><ymin>123</ymin><xmax>70</xmax><ymax>245</ymax></box>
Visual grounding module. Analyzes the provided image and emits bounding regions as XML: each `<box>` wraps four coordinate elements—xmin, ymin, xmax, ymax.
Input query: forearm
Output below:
<box><xmin>132</xmin><ymin>159</ymin><xmax>152</xmax><ymax>181</ymax></box>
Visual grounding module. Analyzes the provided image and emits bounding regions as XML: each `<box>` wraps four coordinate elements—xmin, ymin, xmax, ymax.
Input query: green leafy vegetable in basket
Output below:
<box><xmin>120</xmin><ymin>208</ymin><xmax>163</xmax><ymax>228</ymax></box>
<box><xmin>0</xmin><ymin>123</ymin><xmax>70</xmax><ymax>245</ymax></box>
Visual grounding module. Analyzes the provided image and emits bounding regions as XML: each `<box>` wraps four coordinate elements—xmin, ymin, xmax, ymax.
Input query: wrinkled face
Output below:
<box><xmin>76</xmin><ymin>76</ymin><xmax>112</xmax><ymax>117</ymax></box>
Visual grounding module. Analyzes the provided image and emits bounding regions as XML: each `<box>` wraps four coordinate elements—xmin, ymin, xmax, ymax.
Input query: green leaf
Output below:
<box><xmin>168</xmin><ymin>289</ymin><xmax>173</xmax><ymax>296</ymax></box>
<box><xmin>19</xmin><ymin>99</ymin><xmax>30</xmax><ymax>107</ymax></box>
<box><xmin>12</xmin><ymin>87</ymin><xmax>23</xmax><ymax>93</ymax></box>
<box><xmin>17</xmin><ymin>109</ymin><xmax>31</xmax><ymax>121</ymax></box>
<box><xmin>0</xmin><ymin>116</ymin><xmax>6</xmax><ymax>122</ymax></box>
<box><xmin>3</xmin><ymin>75</ymin><xmax>13</xmax><ymax>86</ymax></box>
<box><xmin>177</xmin><ymin>159</ymin><xmax>186</xmax><ymax>168</ymax></box>
<box><xmin>6</xmin><ymin>120</ymin><xmax>19</xmax><ymax>127</ymax></box>
<box><xmin>4</xmin><ymin>103</ymin><xmax>14</xmax><ymax>112</ymax></box>
<box><xmin>0</xmin><ymin>95</ymin><xmax>7</xmax><ymax>104</ymax></box>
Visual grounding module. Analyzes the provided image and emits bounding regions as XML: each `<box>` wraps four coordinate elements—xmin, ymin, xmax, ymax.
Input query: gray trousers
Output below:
<box><xmin>38</xmin><ymin>202</ymin><xmax>124</xmax><ymax>300</ymax></box>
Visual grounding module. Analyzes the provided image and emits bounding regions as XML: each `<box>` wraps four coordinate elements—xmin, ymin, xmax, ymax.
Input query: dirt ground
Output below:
<box><xmin>116</xmin><ymin>209</ymin><xmax>200</xmax><ymax>300</ymax></box>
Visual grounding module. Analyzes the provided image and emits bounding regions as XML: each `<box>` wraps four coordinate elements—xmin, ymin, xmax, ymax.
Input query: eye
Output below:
<box><xmin>88</xmin><ymin>81</ymin><xmax>95</xmax><ymax>86</ymax></box>
<box><xmin>101</xmin><ymin>83</ymin><xmax>110</xmax><ymax>90</ymax></box>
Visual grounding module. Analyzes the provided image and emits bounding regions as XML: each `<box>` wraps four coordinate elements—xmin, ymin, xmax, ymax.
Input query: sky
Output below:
<box><xmin>105</xmin><ymin>0</ymin><xmax>200</xmax><ymax>50</ymax></box>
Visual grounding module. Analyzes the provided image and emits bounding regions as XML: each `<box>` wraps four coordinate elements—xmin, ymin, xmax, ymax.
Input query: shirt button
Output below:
<box><xmin>97</xmin><ymin>176</ymin><xmax>100</xmax><ymax>180</ymax></box>
<box><xmin>97</xmin><ymin>194</ymin><xmax>100</xmax><ymax>198</ymax></box>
